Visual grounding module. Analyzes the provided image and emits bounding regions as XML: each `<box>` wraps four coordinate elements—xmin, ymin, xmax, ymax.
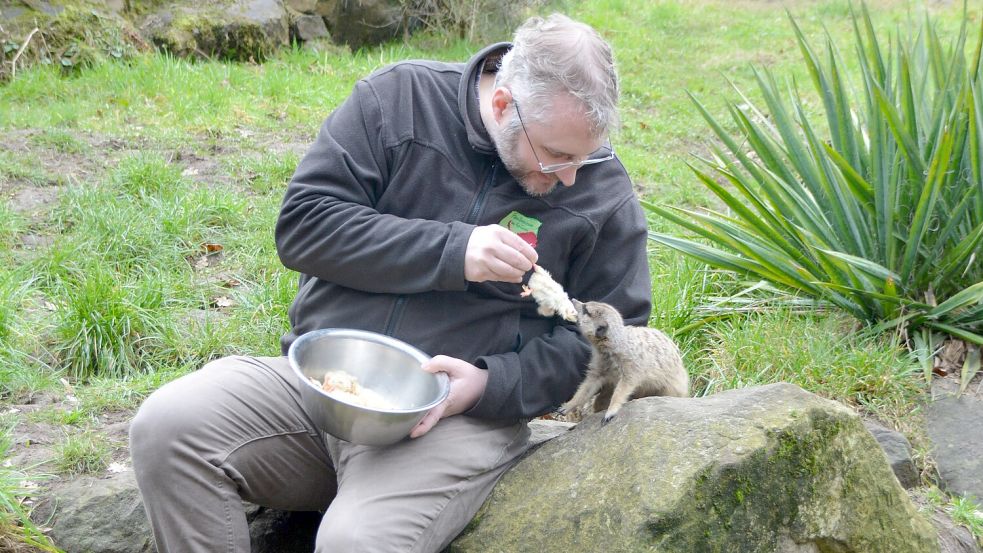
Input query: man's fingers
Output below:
<box><xmin>465</xmin><ymin>224</ymin><xmax>539</xmax><ymax>283</ymax></box>
<box><xmin>485</xmin><ymin>258</ymin><xmax>526</xmax><ymax>283</ymax></box>
<box><xmin>497</xmin><ymin>227</ymin><xmax>538</xmax><ymax>266</ymax></box>
<box><xmin>409</xmin><ymin>404</ymin><xmax>445</xmax><ymax>438</ymax></box>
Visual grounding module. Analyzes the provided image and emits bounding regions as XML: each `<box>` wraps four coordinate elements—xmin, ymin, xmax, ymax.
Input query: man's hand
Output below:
<box><xmin>409</xmin><ymin>355</ymin><xmax>489</xmax><ymax>438</ymax></box>
<box><xmin>465</xmin><ymin>224</ymin><xmax>538</xmax><ymax>283</ymax></box>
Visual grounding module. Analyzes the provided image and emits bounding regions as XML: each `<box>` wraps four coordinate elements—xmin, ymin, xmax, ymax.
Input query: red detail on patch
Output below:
<box><xmin>518</xmin><ymin>231</ymin><xmax>538</xmax><ymax>248</ymax></box>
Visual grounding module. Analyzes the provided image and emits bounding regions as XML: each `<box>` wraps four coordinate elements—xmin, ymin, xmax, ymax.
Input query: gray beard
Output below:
<box><xmin>492</xmin><ymin>116</ymin><xmax>559</xmax><ymax>198</ymax></box>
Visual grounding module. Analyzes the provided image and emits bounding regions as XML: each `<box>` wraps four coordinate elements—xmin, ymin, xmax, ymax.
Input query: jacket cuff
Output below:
<box><xmin>435</xmin><ymin>221</ymin><xmax>474</xmax><ymax>292</ymax></box>
<box><xmin>465</xmin><ymin>352</ymin><xmax>519</xmax><ymax>419</ymax></box>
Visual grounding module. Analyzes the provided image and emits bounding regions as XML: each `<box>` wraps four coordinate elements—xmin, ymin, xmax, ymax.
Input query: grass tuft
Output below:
<box><xmin>53</xmin><ymin>266</ymin><xmax>170</xmax><ymax>380</ymax></box>
<box><xmin>52</xmin><ymin>432</ymin><xmax>111</xmax><ymax>475</ymax></box>
<box><xmin>111</xmin><ymin>152</ymin><xmax>185</xmax><ymax>198</ymax></box>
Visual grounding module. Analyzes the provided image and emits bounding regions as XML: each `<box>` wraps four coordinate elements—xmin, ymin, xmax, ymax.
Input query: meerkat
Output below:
<box><xmin>558</xmin><ymin>300</ymin><xmax>688</xmax><ymax>423</ymax></box>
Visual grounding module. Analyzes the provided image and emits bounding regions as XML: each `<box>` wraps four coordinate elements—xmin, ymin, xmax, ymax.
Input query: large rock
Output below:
<box><xmin>926</xmin><ymin>377</ymin><xmax>983</xmax><ymax>501</ymax></box>
<box><xmin>325</xmin><ymin>0</ymin><xmax>403</xmax><ymax>50</ymax></box>
<box><xmin>450</xmin><ymin>383</ymin><xmax>939</xmax><ymax>553</ymax></box>
<box><xmin>293</xmin><ymin>14</ymin><xmax>329</xmax><ymax>42</ymax></box>
<box><xmin>32</xmin><ymin>471</ymin><xmax>154</xmax><ymax>553</ymax></box>
<box><xmin>30</xmin><ymin>419</ymin><xmax>572</xmax><ymax>553</ymax></box>
<box><xmin>140</xmin><ymin>0</ymin><xmax>289</xmax><ymax>62</ymax></box>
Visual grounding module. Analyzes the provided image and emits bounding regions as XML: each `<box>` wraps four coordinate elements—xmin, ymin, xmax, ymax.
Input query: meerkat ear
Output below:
<box><xmin>595</xmin><ymin>323</ymin><xmax>608</xmax><ymax>339</ymax></box>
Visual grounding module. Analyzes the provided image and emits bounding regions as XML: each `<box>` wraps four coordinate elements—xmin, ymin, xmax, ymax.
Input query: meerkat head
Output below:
<box><xmin>573</xmin><ymin>300</ymin><xmax>624</xmax><ymax>344</ymax></box>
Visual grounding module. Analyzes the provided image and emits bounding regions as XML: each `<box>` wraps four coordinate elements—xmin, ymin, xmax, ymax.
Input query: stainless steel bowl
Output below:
<box><xmin>288</xmin><ymin>328</ymin><xmax>449</xmax><ymax>446</ymax></box>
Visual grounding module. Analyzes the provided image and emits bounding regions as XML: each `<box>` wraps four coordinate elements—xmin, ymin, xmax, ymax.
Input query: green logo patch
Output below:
<box><xmin>500</xmin><ymin>211</ymin><xmax>541</xmax><ymax>248</ymax></box>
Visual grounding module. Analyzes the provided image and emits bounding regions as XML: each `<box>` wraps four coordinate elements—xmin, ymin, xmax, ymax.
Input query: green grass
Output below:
<box><xmin>0</xmin><ymin>204</ymin><xmax>25</xmax><ymax>251</ymax></box>
<box><xmin>922</xmin><ymin>486</ymin><xmax>983</xmax><ymax>539</ymax></box>
<box><xmin>695</xmin><ymin>309</ymin><xmax>923</xmax><ymax>419</ymax></box>
<box><xmin>52</xmin><ymin>432</ymin><xmax>111</xmax><ymax>475</ymax></box>
<box><xmin>0</xmin><ymin>426</ymin><xmax>60</xmax><ymax>552</ymax></box>
<box><xmin>53</xmin><ymin>265</ymin><xmax>173</xmax><ymax>380</ymax></box>
<box><xmin>29</xmin><ymin>130</ymin><xmax>90</xmax><ymax>154</ymax></box>
<box><xmin>0</xmin><ymin>150</ymin><xmax>47</xmax><ymax>187</ymax></box>
<box><xmin>229</xmin><ymin>151</ymin><xmax>300</xmax><ymax>195</ymax></box>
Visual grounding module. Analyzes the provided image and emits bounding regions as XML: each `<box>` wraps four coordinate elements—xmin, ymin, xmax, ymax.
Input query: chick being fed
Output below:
<box><xmin>520</xmin><ymin>265</ymin><xmax>578</xmax><ymax>322</ymax></box>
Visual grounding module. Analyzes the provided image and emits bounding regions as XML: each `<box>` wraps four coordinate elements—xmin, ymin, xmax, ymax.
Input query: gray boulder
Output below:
<box><xmin>864</xmin><ymin>419</ymin><xmax>920</xmax><ymax>489</ymax></box>
<box><xmin>31</xmin><ymin>419</ymin><xmax>571</xmax><ymax>553</ymax></box>
<box><xmin>30</xmin><ymin>388</ymin><xmax>944</xmax><ymax>553</ymax></box>
<box><xmin>926</xmin><ymin>377</ymin><xmax>983</xmax><ymax>501</ymax></box>
<box><xmin>326</xmin><ymin>0</ymin><xmax>404</xmax><ymax>50</ymax></box>
<box><xmin>32</xmin><ymin>471</ymin><xmax>155</xmax><ymax>553</ymax></box>
<box><xmin>140</xmin><ymin>0</ymin><xmax>289</xmax><ymax>61</ymax></box>
<box><xmin>293</xmin><ymin>14</ymin><xmax>329</xmax><ymax>42</ymax></box>
<box><xmin>450</xmin><ymin>383</ymin><xmax>938</xmax><ymax>553</ymax></box>
<box><xmin>32</xmin><ymin>469</ymin><xmax>323</xmax><ymax>553</ymax></box>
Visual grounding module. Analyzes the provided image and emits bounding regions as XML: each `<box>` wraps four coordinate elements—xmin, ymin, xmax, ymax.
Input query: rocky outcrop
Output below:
<box><xmin>32</xmin><ymin>384</ymin><xmax>948</xmax><ymax>553</ymax></box>
<box><xmin>140</xmin><ymin>0</ymin><xmax>290</xmax><ymax>62</ymax></box>
<box><xmin>328</xmin><ymin>0</ymin><xmax>404</xmax><ymax>50</ymax></box>
<box><xmin>450</xmin><ymin>383</ymin><xmax>938</xmax><ymax>553</ymax></box>
<box><xmin>32</xmin><ymin>471</ymin><xmax>154</xmax><ymax>553</ymax></box>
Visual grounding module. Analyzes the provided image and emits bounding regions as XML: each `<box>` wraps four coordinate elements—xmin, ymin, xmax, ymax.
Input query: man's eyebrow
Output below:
<box><xmin>543</xmin><ymin>145</ymin><xmax>576</xmax><ymax>158</ymax></box>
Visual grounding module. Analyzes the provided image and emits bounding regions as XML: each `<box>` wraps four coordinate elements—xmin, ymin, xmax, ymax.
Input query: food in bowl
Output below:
<box><xmin>307</xmin><ymin>370</ymin><xmax>396</xmax><ymax>410</ymax></box>
<box><xmin>289</xmin><ymin>328</ymin><xmax>450</xmax><ymax>446</ymax></box>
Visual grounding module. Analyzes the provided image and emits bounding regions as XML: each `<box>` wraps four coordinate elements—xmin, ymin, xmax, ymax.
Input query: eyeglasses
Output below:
<box><xmin>513</xmin><ymin>101</ymin><xmax>615</xmax><ymax>174</ymax></box>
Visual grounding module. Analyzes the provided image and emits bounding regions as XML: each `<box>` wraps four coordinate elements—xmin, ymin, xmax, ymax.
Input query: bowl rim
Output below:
<box><xmin>288</xmin><ymin>328</ymin><xmax>450</xmax><ymax>414</ymax></box>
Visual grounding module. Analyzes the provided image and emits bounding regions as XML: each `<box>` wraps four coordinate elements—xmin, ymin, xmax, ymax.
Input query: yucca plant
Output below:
<box><xmin>646</xmin><ymin>4</ymin><xmax>983</xmax><ymax>374</ymax></box>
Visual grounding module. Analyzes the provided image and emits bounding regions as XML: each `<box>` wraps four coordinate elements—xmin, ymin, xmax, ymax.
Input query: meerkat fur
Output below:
<box><xmin>559</xmin><ymin>300</ymin><xmax>688</xmax><ymax>423</ymax></box>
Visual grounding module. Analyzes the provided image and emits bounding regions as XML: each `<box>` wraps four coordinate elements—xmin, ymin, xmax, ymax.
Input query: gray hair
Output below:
<box><xmin>496</xmin><ymin>13</ymin><xmax>620</xmax><ymax>136</ymax></box>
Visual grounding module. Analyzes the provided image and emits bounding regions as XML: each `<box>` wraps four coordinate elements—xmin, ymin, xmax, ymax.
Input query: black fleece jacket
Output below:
<box><xmin>275</xmin><ymin>43</ymin><xmax>652</xmax><ymax>420</ymax></box>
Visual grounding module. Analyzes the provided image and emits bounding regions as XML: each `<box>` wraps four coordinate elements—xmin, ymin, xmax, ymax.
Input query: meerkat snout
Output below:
<box><xmin>559</xmin><ymin>300</ymin><xmax>688</xmax><ymax>423</ymax></box>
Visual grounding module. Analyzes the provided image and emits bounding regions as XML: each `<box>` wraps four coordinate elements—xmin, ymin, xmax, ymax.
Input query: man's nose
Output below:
<box><xmin>556</xmin><ymin>166</ymin><xmax>578</xmax><ymax>187</ymax></box>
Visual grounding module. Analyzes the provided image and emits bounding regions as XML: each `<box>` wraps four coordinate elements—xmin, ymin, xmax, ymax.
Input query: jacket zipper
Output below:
<box><xmin>465</xmin><ymin>162</ymin><xmax>497</xmax><ymax>224</ymax></box>
<box><xmin>383</xmin><ymin>162</ymin><xmax>498</xmax><ymax>337</ymax></box>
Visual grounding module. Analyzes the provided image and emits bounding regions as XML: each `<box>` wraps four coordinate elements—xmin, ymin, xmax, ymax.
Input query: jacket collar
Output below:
<box><xmin>459</xmin><ymin>42</ymin><xmax>511</xmax><ymax>156</ymax></box>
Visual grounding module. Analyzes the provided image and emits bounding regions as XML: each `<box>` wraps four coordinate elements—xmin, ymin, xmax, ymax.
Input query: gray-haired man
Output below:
<box><xmin>130</xmin><ymin>13</ymin><xmax>651</xmax><ymax>552</ymax></box>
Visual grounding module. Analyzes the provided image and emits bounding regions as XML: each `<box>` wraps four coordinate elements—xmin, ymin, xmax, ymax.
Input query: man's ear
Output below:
<box><xmin>490</xmin><ymin>87</ymin><xmax>513</xmax><ymax>125</ymax></box>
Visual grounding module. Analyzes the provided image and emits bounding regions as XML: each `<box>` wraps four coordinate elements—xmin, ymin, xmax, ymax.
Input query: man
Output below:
<box><xmin>130</xmin><ymin>13</ymin><xmax>651</xmax><ymax>552</ymax></box>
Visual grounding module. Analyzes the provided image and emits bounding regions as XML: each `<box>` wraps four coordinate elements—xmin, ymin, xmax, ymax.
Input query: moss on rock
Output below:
<box><xmin>1</xmin><ymin>2</ymin><xmax>147</xmax><ymax>79</ymax></box>
<box><xmin>450</xmin><ymin>383</ymin><xmax>937</xmax><ymax>553</ymax></box>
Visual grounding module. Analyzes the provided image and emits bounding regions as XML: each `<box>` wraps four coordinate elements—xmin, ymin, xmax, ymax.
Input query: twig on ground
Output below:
<box><xmin>11</xmin><ymin>27</ymin><xmax>40</xmax><ymax>79</ymax></box>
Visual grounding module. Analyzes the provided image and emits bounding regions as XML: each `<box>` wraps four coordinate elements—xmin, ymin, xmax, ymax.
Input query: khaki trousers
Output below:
<box><xmin>129</xmin><ymin>355</ymin><xmax>531</xmax><ymax>553</ymax></box>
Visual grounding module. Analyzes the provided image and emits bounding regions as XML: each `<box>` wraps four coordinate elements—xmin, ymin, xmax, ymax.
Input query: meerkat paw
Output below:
<box><xmin>557</xmin><ymin>402</ymin><xmax>576</xmax><ymax>416</ymax></box>
<box><xmin>520</xmin><ymin>285</ymin><xmax>533</xmax><ymax>298</ymax></box>
<box><xmin>602</xmin><ymin>408</ymin><xmax>622</xmax><ymax>424</ymax></box>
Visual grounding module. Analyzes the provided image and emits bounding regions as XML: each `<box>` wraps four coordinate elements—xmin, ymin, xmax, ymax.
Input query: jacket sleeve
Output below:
<box><xmin>466</xmin><ymin>193</ymin><xmax>652</xmax><ymax>419</ymax></box>
<box><xmin>275</xmin><ymin>80</ymin><xmax>473</xmax><ymax>294</ymax></box>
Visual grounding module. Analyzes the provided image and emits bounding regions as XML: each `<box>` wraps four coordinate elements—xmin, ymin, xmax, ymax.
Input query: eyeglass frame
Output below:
<box><xmin>512</xmin><ymin>100</ymin><xmax>616</xmax><ymax>174</ymax></box>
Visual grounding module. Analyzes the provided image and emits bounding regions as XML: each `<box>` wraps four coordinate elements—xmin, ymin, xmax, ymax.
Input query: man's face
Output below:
<box><xmin>491</xmin><ymin>95</ymin><xmax>606</xmax><ymax>198</ymax></box>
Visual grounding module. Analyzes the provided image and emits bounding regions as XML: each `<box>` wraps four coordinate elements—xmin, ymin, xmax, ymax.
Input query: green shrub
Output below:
<box><xmin>647</xmin><ymin>5</ymin><xmax>983</xmax><ymax>365</ymax></box>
